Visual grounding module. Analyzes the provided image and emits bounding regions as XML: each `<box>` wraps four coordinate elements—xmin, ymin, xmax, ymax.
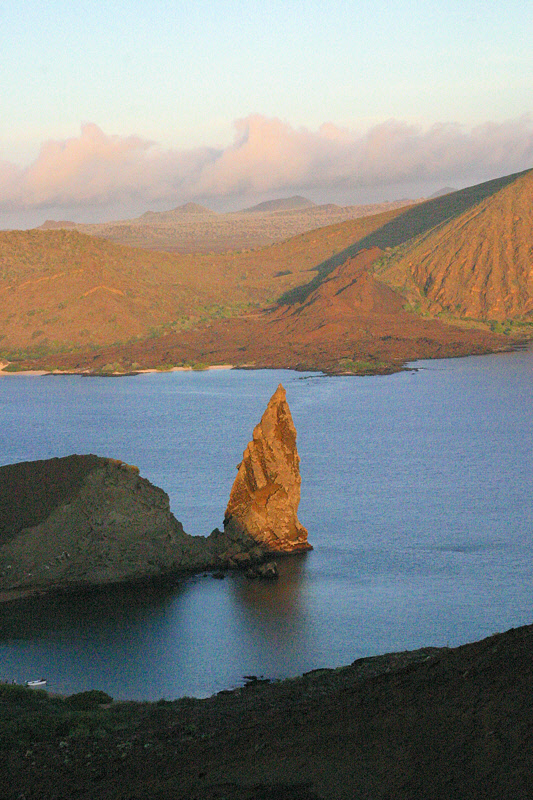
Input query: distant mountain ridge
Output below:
<box><xmin>240</xmin><ymin>195</ymin><xmax>315</xmax><ymax>213</ymax></box>
<box><xmin>137</xmin><ymin>202</ymin><xmax>217</xmax><ymax>222</ymax></box>
<box><xmin>36</xmin><ymin>198</ymin><xmax>417</xmax><ymax>254</ymax></box>
<box><xmin>39</xmin><ymin>219</ymin><xmax>77</xmax><ymax>229</ymax></box>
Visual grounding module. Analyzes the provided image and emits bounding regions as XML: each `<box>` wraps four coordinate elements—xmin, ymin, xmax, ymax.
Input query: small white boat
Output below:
<box><xmin>26</xmin><ymin>679</ymin><xmax>47</xmax><ymax>688</ymax></box>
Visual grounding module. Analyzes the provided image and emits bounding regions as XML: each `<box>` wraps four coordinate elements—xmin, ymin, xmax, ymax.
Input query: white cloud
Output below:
<box><xmin>1</xmin><ymin>115</ymin><xmax>532</xmax><ymax>215</ymax></box>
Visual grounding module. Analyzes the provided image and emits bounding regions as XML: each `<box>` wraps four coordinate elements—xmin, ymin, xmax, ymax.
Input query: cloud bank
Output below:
<box><xmin>1</xmin><ymin>115</ymin><xmax>533</xmax><ymax>216</ymax></box>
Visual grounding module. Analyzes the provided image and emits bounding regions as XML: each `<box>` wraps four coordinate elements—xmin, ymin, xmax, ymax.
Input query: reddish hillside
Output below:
<box><xmin>39</xmin><ymin>248</ymin><xmax>507</xmax><ymax>375</ymax></box>
<box><xmin>0</xmin><ymin>209</ymin><xmax>408</xmax><ymax>358</ymax></box>
<box><xmin>0</xmin><ymin>230</ymin><xmax>210</xmax><ymax>353</ymax></box>
<box><xmin>4</xmin><ymin>168</ymin><xmax>531</xmax><ymax>374</ymax></box>
<box><xmin>376</xmin><ymin>168</ymin><xmax>533</xmax><ymax>322</ymax></box>
<box><xmin>172</xmin><ymin>249</ymin><xmax>507</xmax><ymax>371</ymax></box>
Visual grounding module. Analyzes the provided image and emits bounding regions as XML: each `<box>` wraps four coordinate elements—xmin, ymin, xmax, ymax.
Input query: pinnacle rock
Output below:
<box><xmin>224</xmin><ymin>384</ymin><xmax>311</xmax><ymax>553</ymax></box>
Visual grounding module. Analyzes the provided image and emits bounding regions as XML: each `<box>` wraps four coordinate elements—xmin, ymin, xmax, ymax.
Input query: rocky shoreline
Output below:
<box><xmin>1</xmin><ymin>623</ymin><xmax>531</xmax><ymax>798</ymax></box>
<box><xmin>0</xmin><ymin>455</ymin><xmax>279</xmax><ymax>602</ymax></box>
<box><xmin>0</xmin><ymin>385</ymin><xmax>310</xmax><ymax>601</ymax></box>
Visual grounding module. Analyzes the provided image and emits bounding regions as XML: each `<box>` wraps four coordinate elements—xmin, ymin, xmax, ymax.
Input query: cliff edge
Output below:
<box><xmin>0</xmin><ymin>385</ymin><xmax>309</xmax><ymax>600</ymax></box>
<box><xmin>0</xmin><ymin>455</ymin><xmax>265</xmax><ymax>600</ymax></box>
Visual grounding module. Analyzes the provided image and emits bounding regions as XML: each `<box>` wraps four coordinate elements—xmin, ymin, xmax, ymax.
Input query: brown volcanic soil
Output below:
<box><xmin>280</xmin><ymin>169</ymin><xmax>533</xmax><ymax>307</ymax></box>
<box><xmin>155</xmin><ymin>248</ymin><xmax>505</xmax><ymax>373</ymax></box>
<box><xmin>0</xmin><ymin>209</ymin><xmax>409</xmax><ymax>359</ymax></box>
<box><xmin>376</xmin><ymin>168</ymin><xmax>533</xmax><ymax>321</ymax></box>
<box><xmin>4</xmin><ymin>169</ymin><xmax>531</xmax><ymax>373</ymax></box>
<box><xmin>0</xmin><ymin>230</ymin><xmax>210</xmax><ymax>353</ymax></box>
<box><xmin>2</xmin><ymin>623</ymin><xmax>532</xmax><ymax>799</ymax></box>
<box><xmin>38</xmin><ymin>248</ymin><xmax>508</xmax><ymax>375</ymax></box>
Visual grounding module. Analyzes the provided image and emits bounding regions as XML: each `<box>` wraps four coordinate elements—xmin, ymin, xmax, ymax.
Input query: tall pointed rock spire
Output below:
<box><xmin>224</xmin><ymin>384</ymin><xmax>311</xmax><ymax>553</ymax></box>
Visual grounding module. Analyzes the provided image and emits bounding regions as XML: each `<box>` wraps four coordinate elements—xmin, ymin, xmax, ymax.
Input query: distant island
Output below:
<box><xmin>34</xmin><ymin>196</ymin><xmax>415</xmax><ymax>252</ymax></box>
<box><xmin>137</xmin><ymin>201</ymin><xmax>217</xmax><ymax>222</ymax></box>
<box><xmin>428</xmin><ymin>186</ymin><xmax>457</xmax><ymax>198</ymax></box>
<box><xmin>240</xmin><ymin>195</ymin><xmax>316</xmax><ymax>213</ymax></box>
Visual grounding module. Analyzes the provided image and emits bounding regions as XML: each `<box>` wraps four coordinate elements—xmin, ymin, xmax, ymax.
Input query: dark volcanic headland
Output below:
<box><xmin>0</xmin><ymin>385</ymin><xmax>309</xmax><ymax>602</ymax></box>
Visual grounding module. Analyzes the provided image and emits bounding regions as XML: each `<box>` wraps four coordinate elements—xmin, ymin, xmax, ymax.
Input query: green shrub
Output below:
<box><xmin>1</xmin><ymin>362</ymin><xmax>25</xmax><ymax>372</ymax></box>
<box><xmin>65</xmin><ymin>690</ymin><xmax>113</xmax><ymax>710</ymax></box>
<box><xmin>338</xmin><ymin>358</ymin><xmax>389</xmax><ymax>374</ymax></box>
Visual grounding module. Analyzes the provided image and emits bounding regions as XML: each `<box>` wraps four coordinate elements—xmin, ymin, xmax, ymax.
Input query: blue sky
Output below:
<box><xmin>1</xmin><ymin>0</ymin><xmax>532</xmax><ymax>224</ymax></box>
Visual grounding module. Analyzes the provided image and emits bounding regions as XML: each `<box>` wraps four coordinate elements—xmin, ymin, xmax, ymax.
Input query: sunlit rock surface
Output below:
<box><xmin>224</xmin><ymin>384</ymin><xmax>311</xmax><ymax>553</ymax></box>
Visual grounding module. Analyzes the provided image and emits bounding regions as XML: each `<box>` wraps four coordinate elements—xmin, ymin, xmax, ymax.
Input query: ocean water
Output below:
<box><xmin>0</xmin><ymin>347</ymin><xmax>532</xmax><ymax>700</ymax></box>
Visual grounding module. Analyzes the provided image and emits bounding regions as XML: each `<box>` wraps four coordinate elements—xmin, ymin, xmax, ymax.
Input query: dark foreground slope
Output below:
<box><xmin>1</xmin><ymin>624</ymin><xmax>531</xmax><ymax>799</ymax></box>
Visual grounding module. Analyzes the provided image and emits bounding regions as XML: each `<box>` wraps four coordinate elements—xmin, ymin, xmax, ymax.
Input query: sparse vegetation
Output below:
<box><xmin>338</xmin><ymin>358</ymin><xmax>391</xmax><ymax>374</ymax></box>
<box><xmin>75</xmin><ymin>199</ymin><xmax>415</xmax><ymax>254</ymax></box>
<box><xmin>64</xmin><ymin>690</ymin><xmax>113</xmax><ymax>711</ymax></box>
<box><xmin>1</xmin><ymin>170</ymin><xmax>532</xmax><ymax>375</ymax></box>
<box><xmin>1</xmin><ymin>214</ymin><xmax>416</xmax><ymax>362</ymax></box>
<box><xmin>1</xmin><ymin>362</ymin><xmax>25</xmax><ymax>372</ymax></box>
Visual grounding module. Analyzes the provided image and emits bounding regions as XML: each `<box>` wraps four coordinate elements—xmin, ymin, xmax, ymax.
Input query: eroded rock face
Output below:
<box><xmin>224</xmin><ymin>384</ymin><xmax>311</xmax><ymax>553</ymax></box>
<box><xmin>0</xmin><ymin>455</ymin><xmax>267</xmax><ymax>599</ymax></box>
<box><xmin>0</xmin><ymin>456</ymin><xmax>198</xmax><ymax>596</ymax></box>
<box><xmin>0</xmin><ymin>398</ymin><xmax>311</xmax><ymax>601</ymax></box>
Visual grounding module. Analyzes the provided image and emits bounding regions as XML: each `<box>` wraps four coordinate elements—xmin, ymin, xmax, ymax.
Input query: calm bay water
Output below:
<box><xmin>0</xmin><ymin>348</ymin><xmax>532</xmax><ymax>700</ymax></box>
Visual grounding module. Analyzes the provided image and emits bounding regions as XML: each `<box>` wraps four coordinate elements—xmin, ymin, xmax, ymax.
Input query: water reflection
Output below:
<box><xmin>0</xmin><ymin>352</ymin><xmax>532</xmax><ymax>699</ymax></box>
<box><xmin>0</xmin><ymin>566</ymin><xmax>314</xmax><ymax>699</ymax></box>
<box><xmin>234</xmin><ymin>554</ymin><xmax>308</xmax><ymax>619</ymax></box>
<box><xmin>224</xmin><ymin>555</ymin><xmax>313</xmax><ymax>679</ymax></box>
<box><xmin>0</xmin><ymin>580</ymin><xmax>186</xmax><ymax>641</ymax></box>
